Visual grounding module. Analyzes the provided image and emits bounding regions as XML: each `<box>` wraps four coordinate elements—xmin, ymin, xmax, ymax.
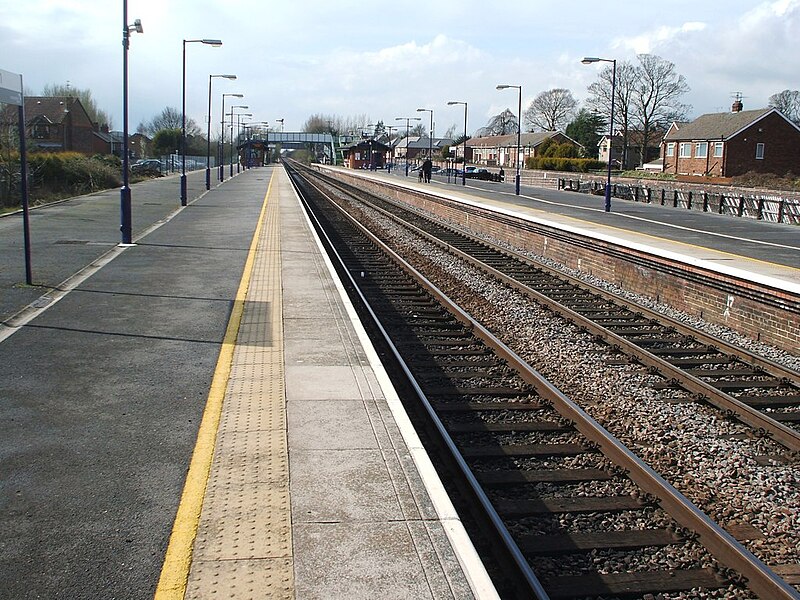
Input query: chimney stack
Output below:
<box><xmin>731</xmin><ymin>92</ymin><xmax>743</xmax><ymax>112</ymax></box>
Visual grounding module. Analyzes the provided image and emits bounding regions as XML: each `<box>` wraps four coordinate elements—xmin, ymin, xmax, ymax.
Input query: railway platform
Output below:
<box><xmin>329</xmin><ymin>166</ymin><xmax>800</xmax><ymax>292</ymax></box>
<box><xmin>162</xmin><ymin>166</ymin><xmax>495</xmax><ymax>599</ymax></box>
<box><xmin>0</xmin><ymin>166</ymin><xmax>496</xmax><ymax>599</ymax></box>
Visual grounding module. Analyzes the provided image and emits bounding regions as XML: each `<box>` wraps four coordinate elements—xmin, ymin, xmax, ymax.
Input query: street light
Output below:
<box><xmin>386</xmin><ymin>125</ymin><xmax>400</xmax><ymax>173</ymax></box>
<box><xmin>220</xmin><ymin>93</ymin><xmax>243</xmax><ymax>181</ymax></box>
<box><xmin>447</xmin><ymin>101</ymin><xmax>468</xmax><ymax>186</ymax></box>
<box><xmin>582</xmin><ymin>56</ymin><xmax>616</xmax><ymax>212</ymax></box>
<box><xmin>416</xmin><ymin>108</ymin><xmax>433</xmax><ymax>162</ymax></box>
<box><xmin>181</xmin><ymin>38</ymin><xmax>222</xmax><ymax>206</ymax></box>
<box><xmin>395</xmin><ymin>117</ymin><xmax>421</xmax><ymax>176</ymax></box>
<box><xmin>206</xmin><ymin>74</ymin><xmax>236</xmax><ymax>189</ymax></box>
<box><xmin>229</xmin><ymin>106</ymin><xmax>248</xmax><ymax>176</ymax></box>
<box><xmin>120</xmin><ymin>2</ymin><xmax>143</xmax><ymax>245</ymax></box>
<box><xmin>496</xmin><ymin>84</ymin><xmax>522</xmax><ymax>195</ymax></box>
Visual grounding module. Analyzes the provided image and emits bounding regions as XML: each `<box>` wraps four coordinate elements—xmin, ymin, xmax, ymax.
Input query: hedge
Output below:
<box><xmin>0</xmin><ymin>152</ymin><xmax>122</xmax><ymax>208</ymax></box>
<box><xmin>525</xmin><ymin>157</ymin><xmax>606</xmax><ymax>172</ymax></box>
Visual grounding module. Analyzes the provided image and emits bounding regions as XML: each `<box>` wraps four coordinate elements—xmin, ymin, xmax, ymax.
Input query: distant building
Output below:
<box><xmin>0</xmin><ymin>96</ymin><xmax>112</xmax><ymax>155</ymax></box>
<box><xmin>598</xmin><ymin>131</ymin><xmax>663</xmax><ymax>170</ymax></box>
<box><xmin>662</xmin><ymin>102</ymin><xmax>800</xmax><ymax>178</ymax></box>
<box><xmin>394</xmin><ymin>136</ymin><xmax>454</xmax><ymax>161</ymax></box>
<box><xmin>344</xmin><ymin>139</ymin><xmax>390</xmax><ymax>169</ymax></box>
<box><xmin>464</xmin><ymin>132</ymin><xmax>581</xmax><ymax>168</ymax></box>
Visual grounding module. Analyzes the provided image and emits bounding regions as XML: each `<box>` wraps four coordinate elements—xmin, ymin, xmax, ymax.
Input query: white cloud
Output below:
<box><xmin>612</xmin><ymin>22</ymin><xmax>707</xmax><ymax>55</ymax></box>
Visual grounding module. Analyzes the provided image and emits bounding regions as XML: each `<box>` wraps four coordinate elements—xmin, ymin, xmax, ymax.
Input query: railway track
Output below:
<box><xmin>301</xmin><ymin>165</ymin><xmax>800</xmax><ymax>452</ymax></box>
<box><xmin>285</xmin><ymin>161</ymin><xmax>799</xmax><ymax>600</ymax></box>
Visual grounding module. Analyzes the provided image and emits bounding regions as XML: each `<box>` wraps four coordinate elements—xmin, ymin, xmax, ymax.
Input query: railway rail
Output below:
<box><xmin>302</xmin><ymin>165</ymin><xmax>800</xmax><ymax>451</ymax></box>
<box><xmin>285</xmin><ymin>161</ymin><xmax>799</xmax><ymax>600</ymax></box>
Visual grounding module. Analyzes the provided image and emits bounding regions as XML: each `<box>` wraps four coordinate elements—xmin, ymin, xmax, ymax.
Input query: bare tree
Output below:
<box><xmin>476</xmin><ymin>109</ymin><xmax>518</xmax><ymax>136</ymax></box>
<box><xmin>633</xmin><ymin>54</ymin><xmax>690</xmax><ymax>166</ymax></box>
<box><xmin>523</xmin><ymin>88</ymin><xmax>577</xmax><ymax>132</ymax></box>
<box><xmin>41</xmin><ymin>83</ymin><xmax>112</xmax><ymax>128</ymax></box>
<box><xmin>586</xmin><ymin>55</ymin><xmax>689</xmax><ymax>168</ymax></box>
<box><xmin>137</xmin><ymin>107</ymin><xmax>200</xmax><ymax>137</ymax></box>
<box><xmin>586</xmin><ymin>60</ymin><xmax>638</xmax><ymax>168</ymax></box>
<box><xmin>768</xmin><ymin>90</ymin><xmax>800</xmax><ymax>125</ymax></box>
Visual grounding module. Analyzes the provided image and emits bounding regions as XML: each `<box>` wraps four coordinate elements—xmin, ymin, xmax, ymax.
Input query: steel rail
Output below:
<box><xmin>285</xmin><ymin>164</ymin><xmax>549</xmax><ymax>599</ymax></box>
<box><xmin>328</xmin><ymin>181</ymin><xmax>800</xmax><ymax>452</ymax></box>
<box><xmin>288</xmin><ymin>162</ymin><xmax>800</xmax><ymax>600</ymax></box>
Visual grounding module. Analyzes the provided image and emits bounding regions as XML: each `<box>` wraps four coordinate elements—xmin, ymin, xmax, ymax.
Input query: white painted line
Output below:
<box><xmin>0</xmin><ymin>180</ymin><xmax>219</xmax><ymax>345</ymax></box>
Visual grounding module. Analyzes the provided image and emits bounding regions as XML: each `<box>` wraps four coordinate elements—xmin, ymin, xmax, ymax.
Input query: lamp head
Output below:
<box><xmin>496</xmin><ymin>85</ymin><xmax>509</xmax><ymax>90</ymax></box>
<box><xmin>416</xmin><ymin>108</ymin><xmax>427</xmax><ymax>112</ymax></box>
<box><xmin>447</xmin><ymin>101</ymin><xmax>459</xmax><ymax>105</ymax></box>
<box><xmin>132</xmin><ymin>19</ymin><xmax>143</xmax><ymax>34</ymax></box>
<box><xmin>581</xmin><ymin>57</ymin><xmax>600</xmax><ymax>64</ymax></box>
<box><xmin>203</xmin><ymin>39</ymin><xmax>223</xmax><ymax>46</ymax></box>
<box><xmin>222</xmin><ymin>74</ymin><xmax>237</xmax><ymax>79</ymax></box>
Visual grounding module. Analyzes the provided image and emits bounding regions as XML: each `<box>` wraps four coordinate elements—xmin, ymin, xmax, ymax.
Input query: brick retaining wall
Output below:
<box><xmin>322</xmin><ymin>167</ymin><xmax>799</xmax><ymax>354</ymax></box>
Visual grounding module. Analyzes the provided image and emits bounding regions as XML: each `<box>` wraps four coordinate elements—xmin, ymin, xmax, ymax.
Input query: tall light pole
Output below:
<box><xmin>230</xmin><ymin>106</ymin><xmax>248</xmax><ymax>176</ymax></box>
<box><xmin>447</xmin><ymin>100</ymin><xmax>468</xmax><ymax>186</ymax></box>
<box><xmin>206</xmin><ymin>74</ymin><xmax>236</xmax><ymax>190</ymax></box>
<box><xmin>386</xmin><ymin>125</ymin><xmax>400</xmax><ymax>173</ymax></box>
<box><xmin>120</xmin><ymin>2</ymin><xmax>143</xmax><ymax>245</ymax></box>
<box><xmin>219</xmin><ymin>93</ymin><xmax>243</xmax><ymax>182</ymax></box>
<box><xmin>496</xmin><ymin>84</ymin><xmax>522</xmax><ymax>195</ymax></box>
<box><xmin>416</xmin><ymin>108</ymin><xmax>433</xmax><ymax>161</ymax></box>
<box><xmin>181</xmin><ymin>38</ymin><xmax>221</xmax><ymax>206</ymax></box>
<box><xmin>582</xmin><ymin>56</ymin><xmax>616</xmax><ymax>212</ymax></box>
<box><xmin>395</xmin><ymin>117</ymin><xmax>421</xmax><ymax>176</ymax></box>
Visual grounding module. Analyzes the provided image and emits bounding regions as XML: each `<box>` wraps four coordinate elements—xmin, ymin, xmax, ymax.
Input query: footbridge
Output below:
<box><xmin>239</xmin><ymin>132</ymin><xmax>337</xmax><ymax>165</ymax></box>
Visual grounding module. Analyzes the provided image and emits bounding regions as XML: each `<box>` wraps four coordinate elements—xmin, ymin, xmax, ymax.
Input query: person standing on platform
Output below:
<box><xmin>422</xmin><ymin>158</ymin><xmax>432</xmax><ymax>183</ymax></box>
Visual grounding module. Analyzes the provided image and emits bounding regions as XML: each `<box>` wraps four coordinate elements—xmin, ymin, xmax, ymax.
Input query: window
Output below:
<box><xmin>679</xmin><ymin>142</ymin><xmax>691</xmax><ymax>158</ymax></box>
<box><xmin>714</xmin><ymin>142</ymin><xmax>723</xmax><ymax>157</ymax></box>
<box><xmin>755</xmin><ymin>143</ymin><xmax>765</xmax><ymax>160</ymax></box>
<box><xmin>666</xmin><ymin>142</ymin><xmax>675</xmax><ymax>157</ymax></box>
<box><xmin>32</xmin><ymin>124</ymin><xmax>49</xmax><ymax>139</ymax></box>
<box><xmin>695</xmin><ymin>142</ymin><xmax>708</xmax><ymax>158</ymax></box>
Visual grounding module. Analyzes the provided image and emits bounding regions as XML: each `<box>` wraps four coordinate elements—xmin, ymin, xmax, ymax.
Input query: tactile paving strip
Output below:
<box><xmin>186</xmin><ymin>172</ymin><xmax>293</xmax><ymax>599</ymax></box>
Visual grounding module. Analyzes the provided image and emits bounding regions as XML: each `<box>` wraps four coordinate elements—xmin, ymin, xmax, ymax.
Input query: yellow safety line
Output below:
<box><xmin>154</xmin><ymin>170</ymin><xmax>276</xmax><ymax>600</ymax></box>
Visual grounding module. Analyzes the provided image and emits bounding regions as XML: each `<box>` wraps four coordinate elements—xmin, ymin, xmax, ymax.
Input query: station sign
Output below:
<box><xmin>0</xmin><ymin>68</ymin><xmax>23</xmax><ymax>105</ymax></box>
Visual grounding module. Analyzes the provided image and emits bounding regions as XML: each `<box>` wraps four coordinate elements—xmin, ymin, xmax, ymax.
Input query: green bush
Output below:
<box><xmin>526</xmin><ymin>156</ymin><xmax>605</xmax><ymax>172</ymax></box>
<box><xmin>0</xmin><ymin>152</ymin><xmax>122</xmax><ymax>207</ymax></box>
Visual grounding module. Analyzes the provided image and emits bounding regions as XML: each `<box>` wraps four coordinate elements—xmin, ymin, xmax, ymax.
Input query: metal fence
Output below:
<box><xmin>558</xmin><ymin>178</ymin><xmax>800</xmax><ymax>225</ymax></box>
<box><xmin>157</xmin><ymin>154</ymin><xmax>212</xmax><ymax>174</ymax></box>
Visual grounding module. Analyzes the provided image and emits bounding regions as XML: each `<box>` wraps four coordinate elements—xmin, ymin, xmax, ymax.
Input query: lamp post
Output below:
<box><xmin>395</xmin><ymin>117</ymin><xmax>421</xmax><ymax>176</ymax></box>
<box><xmin>181</xmin><ymin>38</ymin><xmax>221</xmax><ymax>206</ymax></box>
<box><xmin>229</xmin><ymin>106</ymin><xmax>249</xmax><ymax>176</ymax></box>
<box><xmin>447</xmin><ymin>100</ymin><xmax>468</xmax><ymax>186</ymax></box>
<box><xmin>496</xmin><ymin>84</ymin><xmax>522</xmax><ymax>195</ymax></box>
<box><xmin>206</xmin><ymin>74</ymin><xmax>236</xmax><ymax>189</ymax></box>
<box><xmin>416</xmin><ymin>108</ymin><xmax>433</xmax><ymax>162</ymax></box>
<box><xmin>582</xmin><ymin>56</ymin><xmax>616</xmax><ymax>212</ymax></box>
<box><xmin>386</xmin><ymin>125</ymin><xmax>400</xmax><ymax>173</ymax></box>
<box><xmin>120</xmin><ymin>2</ymin><xmax>143</xmax><ymax>245</ymax></box>
<box><xmin>220</xmin><ymin>93</ymin><xmax>243</xmax><ymax>182</ymax></box>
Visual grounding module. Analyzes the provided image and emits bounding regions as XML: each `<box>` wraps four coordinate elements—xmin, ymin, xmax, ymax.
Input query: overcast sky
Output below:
<box><xmin>2</xmin><ymin>0</ymin><xmax>798</xmax><ymax>137</ymax></box>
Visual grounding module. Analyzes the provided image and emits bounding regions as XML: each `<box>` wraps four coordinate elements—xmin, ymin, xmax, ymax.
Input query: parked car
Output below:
<box><xmin>465</xmin><ymin>167</ymin><xmax>493</xmax><ymax>180</ymax></box>
<box><xmin>131</xmin><ymin>159</ymin><xmax>162</xmax><ymax>176</ymax></box>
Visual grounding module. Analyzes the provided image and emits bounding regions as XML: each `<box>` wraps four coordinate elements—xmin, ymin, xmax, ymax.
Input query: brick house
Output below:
<box><xmin>599</xmin><ymin>130</ymin><xmax>663</xmax><ymax>169</ymax></box>
<box><xmin>463</xmin><ymin>132</ymin><xmax>581</xmax><ymax>168</ymax></box>
<box><xmin>662</xmin><ymin>103</ymin><xmax>800</xmax><ymax>177</ymax></box>
<box><xmin>344</xmin><ymin>139</ymin><xmax>390</xmax><ymax>169</ymax></box>
<box><xmin>1</xmin><ymin>96</ymin><xmax>111</xmax><ymax>154</ymax></box>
